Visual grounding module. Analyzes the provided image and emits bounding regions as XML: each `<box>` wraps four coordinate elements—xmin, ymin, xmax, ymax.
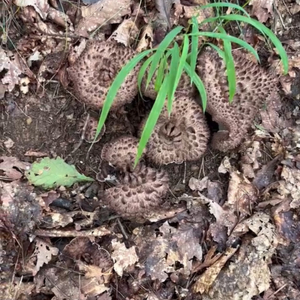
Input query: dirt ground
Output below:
<box><xmin>1</xmin><ymin>1</ymin><xmax>300</xmax><ymax>300</ymax></box>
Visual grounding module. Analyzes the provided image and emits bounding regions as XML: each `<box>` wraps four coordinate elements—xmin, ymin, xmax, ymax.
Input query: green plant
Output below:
<box><xmin>25</xmin><ymin>157</ymin><xmax>94</xmax><ymax>189</ymax></box>
<box><xmin>93</xmin><ymin>2</ymin><xmax>288</xmax><ymax>166</ymax></box>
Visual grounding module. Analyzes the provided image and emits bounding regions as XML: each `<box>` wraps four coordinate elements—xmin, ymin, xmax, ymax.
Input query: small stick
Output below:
<box><xmin>117</xmin><ymin>218</ymin><xmax>129</xmax><ymax>240</ymax></box>
<box><xmin>68</xmin><ymin>113</ymin><xmax>90</xmax><ymax>157</ymax></box>
<box><xmin>274</xmin><ymin>5</ymin><xmax>286</xmax><ymax>30</ymax></box>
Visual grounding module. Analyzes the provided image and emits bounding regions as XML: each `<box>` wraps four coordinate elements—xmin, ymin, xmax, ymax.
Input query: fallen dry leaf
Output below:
<box><xmin>136</xmin><ymin>226</ymin><xmax>174</xmax><ymax>282</ymax></box>
<box><xmin>252</xmin><ymin>155</ymin><xmax>281</xmax><ymax>190</ymax></box>
<box><xmin>0</xmin><ymin>49</ymin><xmax>23</xmax><ymax>92</ymax></box>
<box><xmin>227</xmin><ymin>171</ymin><xmax>258</xmax><ymax>217</ymax></box>
<box><xmin>35</xmin><ymin>267</ymin><xmax>83</xmax><ymax>299</ymax></box>
<box><xmin>273</xmin><ymin>206</ymin><xmax>300</xmax><ymax>243</ymax></box>
<box><xmin>135</xmin><ymin>220</ymin><xmax>204</xmax><ymax>282</ymax></box>
<box><xmin>79</xmin><ymin>273</ymin><xmax>110</xmax><ymax>297</ymax></box>
<box><xmin>19</xmin><ymin>76</ymin><xmax>30</xmax><ymax>94</ymax></box>
<box><xmin>14</xmin><ymin>0</ymin><xmax>49</xmax><ymax>19</ymax></box>
<box><xmin>0</xmin><ymin>156</ymin><xmax>31</xmax><ymax>180</ymax></box>
<box><xmin>189</xmin><ymin>176</ymin><xmax>209</xmax><ymax>191</ymax></box>
<box><xmin>62</xmin><ymin>237</ymin><xmax>113</xmax><ymax>297</ymax></box>
<box><xmin>181</xmin><ymin>3</ymin><xmax>214</xmax><ymax>26</ymax></box>
<box><xmin>218</xmin><ymin>156</ymin><xmax>232</xmax><ymax>174</ymax></box>
<box><xmin>75</xmin><ymin>0</ymin><xmax>132</xmax><ymax>37</ymax></box>
<box><xmin>136</xmin><ymin>25</ymin><xmax>153</xmax><ymax>52</ymax></box>
<box><xmin>47</xmin><ymin>7</ymin><xmax>74</xmax><ymax>31</ymax></box>
<box><xmin>278</xmin><ymin>165</ymin><xmax>300</xmax><ymax>208</ymax></box>
<box><xmin>24</xmin><ymin>150</ymin><xmax>48</xmax><ymax>157</ymax></box>
<box><xmin>4</xmin><ymin>138</ymin><xmax>14</xmax><ymax>150</ymax></box>
<box><xmin>201</xmin><ymin>213</ymin><xmax>277</xmax><ymax>300</ymax></box>
<box><xmin>155</xmin><ymin>0</ymin><xmax>174</xmax><ymax>28</ymax></box>
<box><xmin>249</xmin><ymin>0</ymin><xmax>274</xmax><ymax>23</ymax></box>
<box><xmin>111</xmin><ymin>239</ymin><xmax>138</xmax><ymax>277</ymax></box>
<box><xmin>0</xmin><ymin>181</ymin><xmax>16</xmax><ymax>207</ymax></box>
<box><xmin>32</xmin><ymin>238</ymin><xmax>59</xmax><ymax>275</ymax></box>
<box><xmin>109</xmin><ymin>19</ymin><xmax>139</xmax><ymax>46</ymax></box>
<box><xmin>41</xmin><ymin>212</ymin><xmax>74</xmax><ymax>228</ymax></box>
<box><xmin>193</xmin><ymin>247</ymin><xmax>238</xmax><ymax>294</ymax></box>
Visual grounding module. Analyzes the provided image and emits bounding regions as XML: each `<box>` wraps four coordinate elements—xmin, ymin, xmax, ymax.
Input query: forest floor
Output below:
<box><xmin>1</xmin><ymin>0</ymin><xmax>300</xmax><ymax>300</ymax></box>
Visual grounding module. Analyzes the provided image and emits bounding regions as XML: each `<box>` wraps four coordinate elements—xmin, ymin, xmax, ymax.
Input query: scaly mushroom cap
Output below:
<box><xmin>197</xmin><ymin>49</ymin><xmax>277</xmax><ymax>152</ymax></box>
<box><xmin>103</xmin><ymin>165</ymin><xmax>169</xmax><ymax>219</ymax></box>
<box><xmin>67</xmin><ymin>41</ymin><xmax>139</xmax><ymax>110</ymax></box>
<box><xmin>140</xmin><ymin>96</ymin><xmax>210</xmax><ymax>165</ymax></box>
<box><xmin>101</xmin><ymin>136</ymin><xmax>143</xmax><ymax>171</ymax></box>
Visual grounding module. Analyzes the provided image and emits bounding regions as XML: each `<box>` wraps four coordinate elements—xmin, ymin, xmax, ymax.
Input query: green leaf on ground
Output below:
<box><xmin>25</xmin><ymin>157</ymin><xmax>94</xmax><ymax>189</ymax></box>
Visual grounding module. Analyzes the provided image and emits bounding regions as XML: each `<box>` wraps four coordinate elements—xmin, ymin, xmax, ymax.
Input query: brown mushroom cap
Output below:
<box><xmin>67</xmin><ymin>41</ymin><xmax>139</xmax><ymax>110</ymax></box>
<box><xmin>103</xmin><ymin>165</ymin><xmax>169</xmax><ymax>219</ymax></box>
<box><xmin>101</xmin><ymin>136</ymin><xmax>143</xmax><ymax>171</ymax></box>
<box><xmin>140</xmin><ymin>95</ymin><xmax>210</xmax><ymax>165</ymax></box>
<box><xmin>197</xmin><ymin>49</ymin><xmax>277</xmax><ymax>152</ymax></box>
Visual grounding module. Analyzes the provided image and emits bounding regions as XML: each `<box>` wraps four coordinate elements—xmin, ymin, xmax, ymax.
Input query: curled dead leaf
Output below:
<box><xmin>76</xmin><ymin>0</ymin><xmax>132</xmax><ymax>37</ymax></box>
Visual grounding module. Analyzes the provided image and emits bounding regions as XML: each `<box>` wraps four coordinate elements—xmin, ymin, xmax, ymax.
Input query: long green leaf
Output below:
<box><xmin>190</xmin><ymin>16</ymin><xmax>199</xmax><ymax>73</ymax></box>
<box><xmin>135</xmin><ymin>73</ymin><xmax>171</xmax><ymax>166</ymax></box>
<box><xmin>146</xmin><ymin>26</ymin><xmax>183</xmax><ymax>89</ymax></box>
<box><xmin>167</xmin><ymin>44</ymin><xmax>180</xmax><ymax>114</ymax></box>
<box><xmin>189</xmin><ymin>32</ymin><xmax>259</xmax><ymax>62</ymax></box>
<box><xmin>218</xmin><ymin>26</ymin><xmax>236</xmax><ymax>101</ymax></box>
<box><xmin>94</xmin><ymin>49</ymin><xmax>153</xmax><ymax>144</ymax></box>
<box><xmin>220</xmin><ymin>14</ymin><xmax>288</xmax><ymax>74</ymax></box>
<box><xmin>199</xmin><ymin>15</ymin><xmax>288</xmax><ymax>74</ymax></box>
<box><xmin>184</xmin><ymin>62</ymin><xmax>207</xmax><ymax>112</ymax></box>
<box><xmin>200</xmin><ymin>2</ymin><xmax>250</xmax><ymax>17</ymax></box>
<box><xmin>168</xmin><ymin>34</ymin><xmax>190</xmax><ymax>114</ymax></box>
<box><xmin>138</xmin><ymin>55</ymin><xmax>155</xmax><ymax>97</ymax></box>
<box><xmin>155</xmin><ymin>52</ymin><xmax>170</xmax><ymax>92</ymax></box>
<box><xmin>205</xmin><ymin>43</ymin><xmax>226</xmax><ymax>60</ymax></box>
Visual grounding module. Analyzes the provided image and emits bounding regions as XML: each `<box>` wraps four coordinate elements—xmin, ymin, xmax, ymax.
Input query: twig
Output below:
<box><xmin>67</xmin><ymin>113</ymin><xmax>90</xmax><ymax>157</ymax></box>
<box><xmin>274</xmin><ymin>4</ymin><xmax>286</xmax><ymax>30</ymax></box>
<box><xmin>117</xmin><ymin>217</ymin><xmax>129</xmax><ymax>240</ymax></box>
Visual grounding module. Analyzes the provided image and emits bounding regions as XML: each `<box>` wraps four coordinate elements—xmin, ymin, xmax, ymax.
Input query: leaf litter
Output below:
<box><xmin>1</xmin><ymin>0</ymin><xmax>300</xmax><ymax>299</ymax></box>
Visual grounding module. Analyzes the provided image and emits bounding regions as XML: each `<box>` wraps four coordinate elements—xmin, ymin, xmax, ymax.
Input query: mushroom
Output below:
<box><xmin>101</xmin><ymin>136</ymin><xmax>144</xmax><ymax>171</ymax></box>
<box><xmin>139</xmin><ymin>95</ymin><xmax>210</xmax><ymax>165</ymax></box>
<box><xmin>103</xmin><ymin>164</ymin><xmax>169</xmax><ymax>220</ymax></box>
<box><xmin>197</xmin><ymin>48</ymin><xmax>277</xmax><ymax>152</ymax></box>
<box><xmin>67</xmin><ymin>40</ymin><xmax>139</xmax><ymax>111</ymax></box>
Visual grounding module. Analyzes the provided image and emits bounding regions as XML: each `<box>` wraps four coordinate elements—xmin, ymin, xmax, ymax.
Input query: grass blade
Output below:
<box><xmin>168</xmin><ymin>34</ymin><xmax>190</xmax><ymax>114</ymax></box>
<box><xmin>200</xmin><ymin>2</ymin><xmax>250</xmax><ymax>17</ymax></box>
<box><xmin>146</xmin><ymin>26</ymin><xmax>183</xmax><ymax>89</ymax></box>
<box><xmin>205</xmin><ymin>43</ymin><xmax>226</xmax><ymax>60</ymax></box>
<box><xmin>184</xmin><ymin>62</ymin><xmax>207</xmax><ymax>112</ymax></box>
<box><xmin>189</xmin><ymin>16</ymin><xmax>199</xmax><ymax>72</ymax></box>
<box><xmin>167</xmin><ymin>44</ymin><xmax>180</xmax><ymax>114</ymax></box>
<box><xmin>198</xmin><ymin>15</ymin><xmax>288</xmax><ymax>74</ymax></box>
<box><xmin>138</xmin><ymin>55</ymin><xmax>155</xmax><ymax>97</ymax></box>
<box><xmin>189</xmin><ymin>32</ymin><xmax>259</xmax><ymax>62</ymax></box>
<box><xmin>220</xmin><ymin>14</ymin><xmax>289</xmax><ymax>74</ymax></box>
<box><xmin>94</xmin><ymin>49</ymin><xmax>153</xmax><ymax>144</ymax></box>
<box><xmin>135</xmin><ymin>72</ymin><xmax>171</xmax><ymax>166</ymax></box>
<box><xmin>218</xmin><ymin>26</ymin><xmax>236</xmax><ymax>101</ymax></box>
<box><xmin>155</xmin><ymin>52</ymin><xmax>170</xmax><ymax>92</ymax></box>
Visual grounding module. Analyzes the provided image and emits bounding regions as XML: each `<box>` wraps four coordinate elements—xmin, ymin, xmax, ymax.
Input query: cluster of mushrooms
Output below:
<box><xmin>67</xmin><ymin>40</ymin><xmax>277</xmax><ymax>221</ymax></box>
